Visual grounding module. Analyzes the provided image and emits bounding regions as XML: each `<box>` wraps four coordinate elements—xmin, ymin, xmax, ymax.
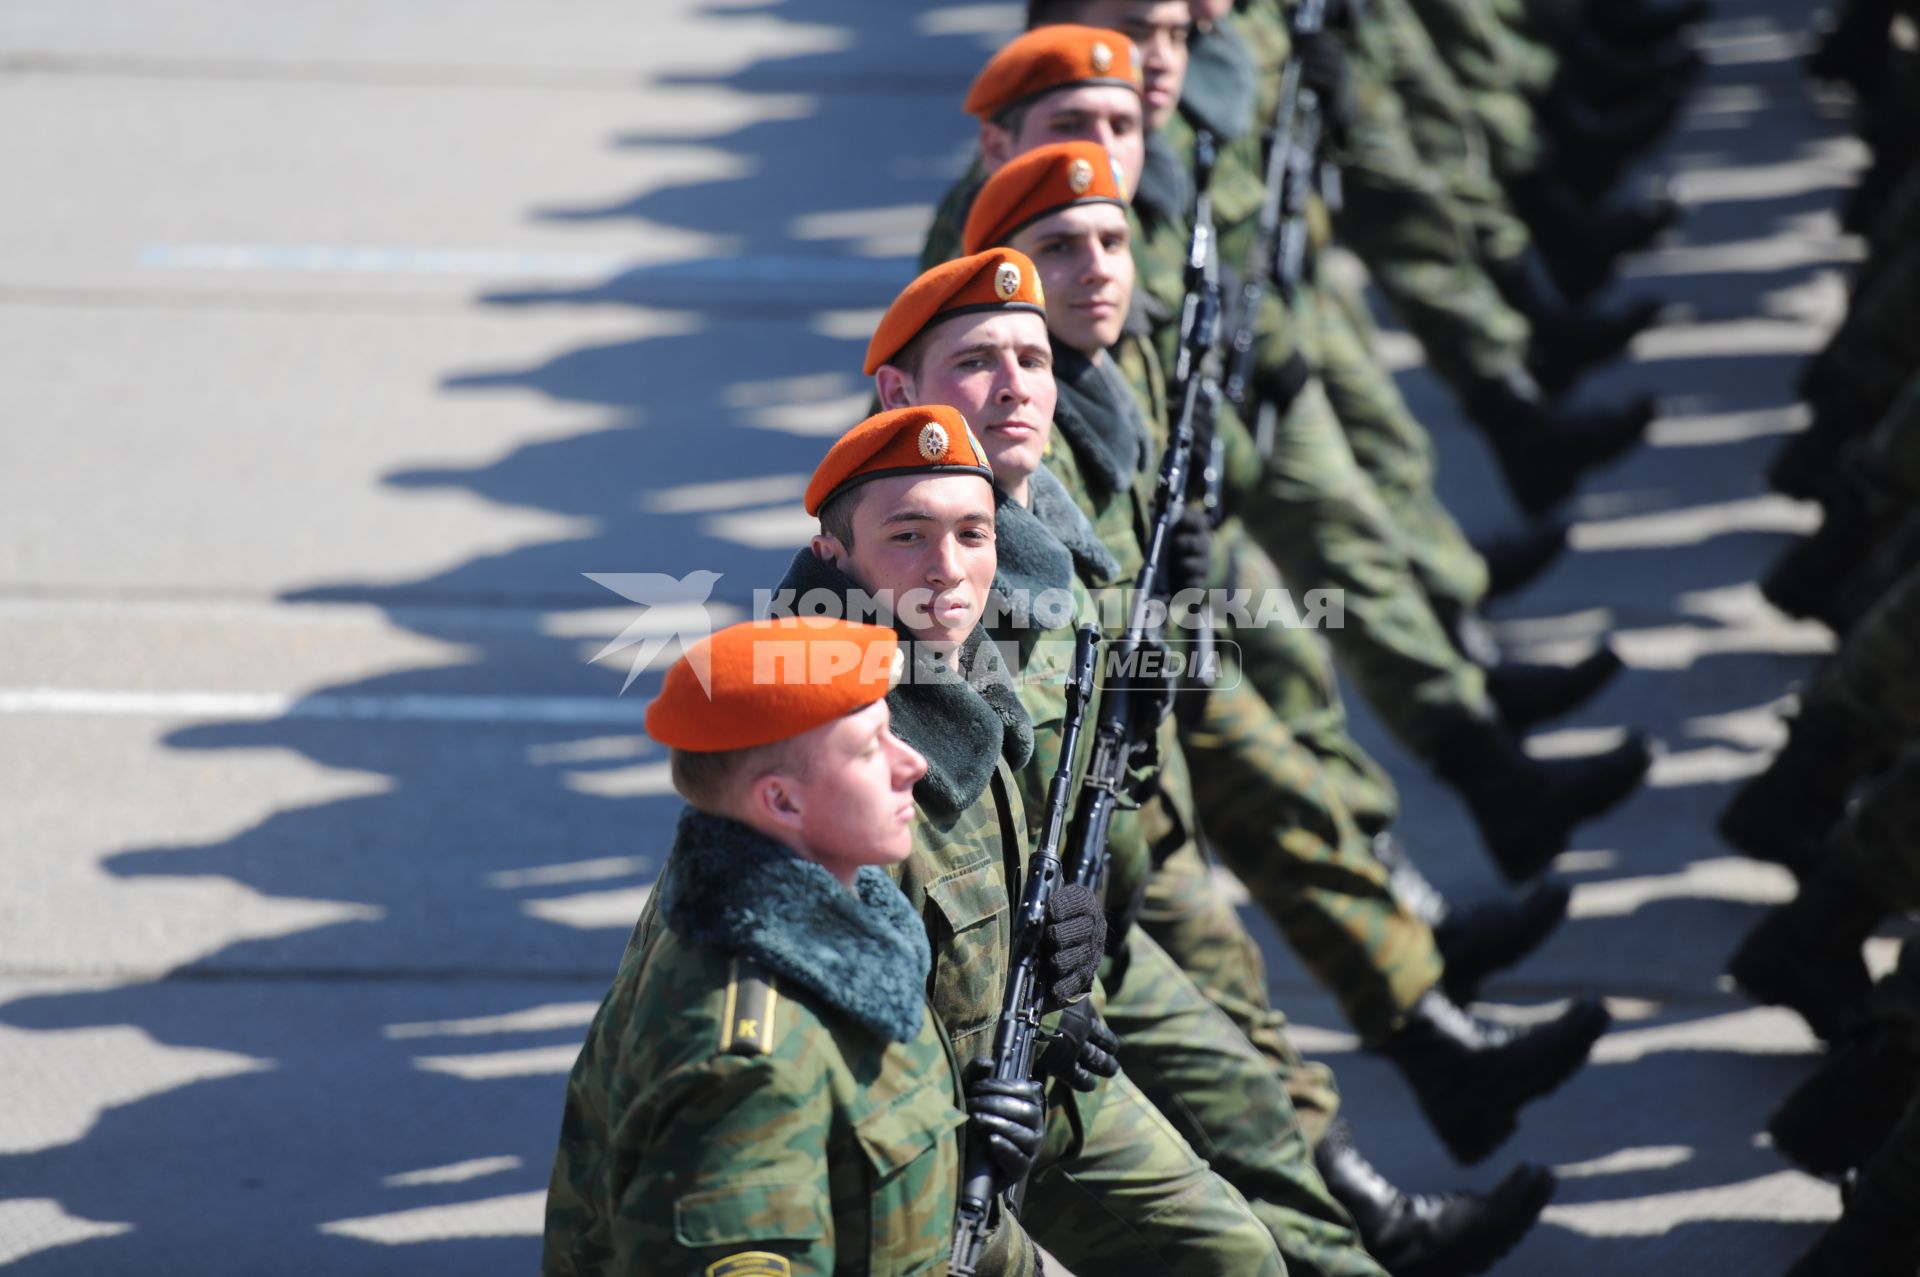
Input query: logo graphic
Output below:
<box><xmin>918</xmin><ymin>420</ymin><xmax>951</xmax><ymax>460</ymax></box>
<box><xmin>993</xmin><ymin>261</ymin><xmax>1022</xmax><ymax>301</ymax></box>
<box><xmin>583</xmin><ymin>570</ymin><xmax>723</xmax><ymax>694</ymax></box>
<box><xmin>1068</xmin><ymin>157</ymin><xmax>1094</xmax><ymax>195</ymax></box>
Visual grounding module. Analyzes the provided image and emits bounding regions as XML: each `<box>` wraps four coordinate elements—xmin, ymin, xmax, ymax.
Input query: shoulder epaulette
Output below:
<box><xmin>720</xmin><ymin>956</ymin><xmax>780</xmax><ymax>1056</ymax></box>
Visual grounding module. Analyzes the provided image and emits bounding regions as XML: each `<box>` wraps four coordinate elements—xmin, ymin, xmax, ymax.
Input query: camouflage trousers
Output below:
<box><xmin>1178</xmin><ymin>643</ymin><xmax>1444</xmax><ymax>1041</ymax></box>
<box><xmin>1238</xmin><ymin>372</ymin><xmax>1492</xmax><ymax>758</ymax></box>
<box><xmin>1104</xmin><ymin>928</ymin><xmax>1387</xmax><ymax>1277</ymax></box>
<box><xmin>1315</xmin><ymin>268</ymin><xmax>1492</xmax><ymax>623</ymax></box>
<box><xmin>1025</xmin><ymin>1064</ymin><xmax>1288</xmax><ymax>1276</ymax></box>
<box><xmin>1139</xmin><ymin>838</ymin><xmax>1346</xmax><ymax>1149</ymax></box>
<box><xmin>1403</xmin><ymin>0</ymin><xmax>1553</xmax><ymax>182</ymax></box>
<box><xmin>1217</xmin><ymin>532</ymin><xmax>1403</xmax><ymax>833</ymax></box>
<box><xmin>1336</xmin><ymin>13</ymin><xmax>1535</xmax><ymax>387</ymax></box>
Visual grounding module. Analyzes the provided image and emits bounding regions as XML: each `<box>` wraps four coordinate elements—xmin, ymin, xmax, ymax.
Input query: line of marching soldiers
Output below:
<box><xmin>528</xmin><ymin>0</ymin><xmax>1770</xmax><ymax>1273</ymax></box>
<box><xmin>1710</xmin><ymin>2</ymin><xmax>1920</xmax><ymax>1272</ymax></box>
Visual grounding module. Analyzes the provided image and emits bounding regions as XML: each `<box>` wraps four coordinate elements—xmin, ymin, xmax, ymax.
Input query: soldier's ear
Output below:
<box><xmin>747</xmin><ymin>772</ymin><xmax>806</xmax><ymax>833</ymax></box>
<box><xmin>811</xmin><ymin>532</ymin><xmax>848</xmax><ymax>568</ymax></box>
<box><xmin>873</xmin><ymin>367</ymin><xmax>915</xmax><ymax>411</ymax></box>
<box><xmin>980</xmin><ymin>121</ymin><xmax>1015</xmax><ymax>172</ymax></box>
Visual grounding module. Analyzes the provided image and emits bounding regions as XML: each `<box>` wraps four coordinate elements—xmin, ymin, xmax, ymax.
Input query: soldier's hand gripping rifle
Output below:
<box><xmin>949</xmin><ymin>625</ymin><xmax>1100</xmax><ymax>1277</ymax></box>
<box><xmin>1225</xmin><ymin>0</ymin><xmax>1327</xmax><ymax>458</ymax></box>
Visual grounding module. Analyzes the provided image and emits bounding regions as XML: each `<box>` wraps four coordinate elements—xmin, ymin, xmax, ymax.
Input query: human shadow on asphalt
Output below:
<box><xmin>0</xmin><ymin>1</ymin><xmax>1863</xmax><ymax>1272</ymax></box>
<box><xmin>0</xmin><ymin>1</ymin><xmax>1005</xmax><ymax>1273</ymax></box>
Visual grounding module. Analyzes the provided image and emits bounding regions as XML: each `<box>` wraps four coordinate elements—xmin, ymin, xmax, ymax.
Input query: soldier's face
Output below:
<box><xmin>880</xmin><ymin>312</ymin><xmax>1056</xmax><ymax>496</ymax></box>
<box><xmin>1064</xmin><ymin>1</ymin><xmax>1190</xmax><ymax>131</ymax></box>
<box><xmin>817</xmin><ymin>473</ymin><xmax>998</xmax><ymax>648</ymax></box>
<box><xmin>996</xmin><ymin>85</ymin><xmax>1145</xmax><ymax>195</ymax></box>
<box><xmin>779</xmin><ymin>699</ymin><xmax>927</xmax><ymax>882</ymax></box>
<box><xmin>1010</xmin><ymin>204</ymin><xmax>1134</xmax><ymax>355</ymax></box>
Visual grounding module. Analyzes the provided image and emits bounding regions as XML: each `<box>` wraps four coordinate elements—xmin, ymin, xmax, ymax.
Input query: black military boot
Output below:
<box><xmin>1433</xmin><ymin>712</ymin><xmax>1654</xmax><ymax>882</ymax></box>
<box><xmin>1760</xmin><ymin>483</ymin><xmax>1878</xmax><ymax>621</ymax></box>
<box><xmin>1489</xmin><ymin>250</ymin><xmax>1665</xmax><ymax>396</ymax></box>
<box><xmin>1556</xmin><ymin>28</ymin><xmax>1702</xmax><ymax>108</ymax></box>
<box><xmin>1374</xmin><ymin>834</ymin><xmax>1574</xmax><ymax>1002</ymax></box>
<box><xmin>1477</xmin><ymin>516</ymin><xmax>1570</xmax><ymax>601</ymax></box>
<box><xmin>1580</xmin><ymin>0</ymin><xmax>1708</xmax><ymax>51</ymax></box>
<box><xmin>1540</xmin><ymin>94</ymin><xmax>1684</xmax><ymax>199</ymax></box>
<box><xmin>1782</xmin><ymin>1152</ymin><xmax>1920</xmax><ymax>1277</ymax></box>
<box><xmin>1769</xmin><ymin>1025</ymin><xmax>1920</xmax><ymax>1176</ymax></box>
<box><xmin>1511</xmin><ymin>174</ymin><xmax>1684</xmax><ymax>303</ymax></box>
<box><xmin>1716</xmin><ymin>701</ymin><xmax>1864</xmax><ymax>877</ymax></box>
<box><xmin>1487</xmin><ymin>646</ymin><xmax>1626</xmax><ymax>734</ymax></box>
<box><xmin>1727</xmin><ymin>866</ymin><xmax>1880</xmax><ymax>1042</ymax></box>
<box><xmin>1382</xmin><ymin>988</ymin><xmax>1612</xmax><ymax>1164</ymax></box>
<box><xmin>1465</xmin><ymin>370</ymin><xmax>1655</xmax><ymax>515</ymax></box>
<box><xmin>1314</xmin><ymin>1120</ymin><xmax>1556</xmax><ymax>1277</ymax></box>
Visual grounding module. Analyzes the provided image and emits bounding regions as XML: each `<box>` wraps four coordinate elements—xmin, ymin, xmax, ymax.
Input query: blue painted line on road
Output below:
<box><xmin>138</xmin><ymin>244</ymin><xmax>913</xmax><ymax>285</ymax></box>
<box><xmin>0</xmin><ymin>687</ymin><xmax>652</xmax><ymax>724</ymax></box>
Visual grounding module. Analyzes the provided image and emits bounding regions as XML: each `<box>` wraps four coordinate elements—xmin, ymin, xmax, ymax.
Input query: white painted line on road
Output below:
<box><xmin>0</xmin><ymin>688</ymin><xmax>650</xmax><ymax>724</ymax></box>
<box><xmin>320</xmin><ymin>1190</ymin><xmax>545</xmax><ymax>1243</ymax></box>
<box><xmin>383</xmin><ymin>1156</ymin><xmax>522</xmax><ymax>1187</ymax></box>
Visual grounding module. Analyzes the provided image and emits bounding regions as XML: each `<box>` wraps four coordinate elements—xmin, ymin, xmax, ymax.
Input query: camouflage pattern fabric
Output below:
<box><xmin>1329</xmin><ymin>0</ymin><xmax>1538</xmax><ymax>385</ymax></box>
<box><xmin>1136</xmin><ymin>839</ymin><xmax>1346</xmax><ymax>1148</ymax></box>
<box><xmin>1103</xmin><ymin>929</ymin><xmax>1388</xmax><ymax>1277</ymax></box>
<box><xmin>542</xmin><ymin>865</ymin><xmax>973</xmax><ymax>1277</ymax></box>
<box><xmin>1020</xmin><ymin>1068</ymin><xmax>1289</xmax><ymax>1276</ymax></box>
<box><xmin>1313</xmin><ymin>264</ymin><xmax>1492</xmax><ymax>621</ymax></box>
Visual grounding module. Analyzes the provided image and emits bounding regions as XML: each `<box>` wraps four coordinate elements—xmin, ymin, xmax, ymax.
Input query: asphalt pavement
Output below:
<box><xmin>0</xmin><ymin>0</ymin><xmax>1891</xmax><ymax>1271</ymax></box>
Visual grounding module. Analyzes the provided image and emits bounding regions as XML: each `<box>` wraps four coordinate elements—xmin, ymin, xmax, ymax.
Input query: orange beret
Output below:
<box><xmin>805</xmin><ymin>404</ymin><xmax>995</xmax><ymax>516</ymax></box>
<box><xmin>646</xmin><ymin>617</ymin><xmax>900</xmax><ymax>752</ymax></box>
<box><xmin>963</xmin><ymin>141</ymin><xmax>1130</xmax><ymax>255</ymax></box>
<box><xmin>864</xmin><ymin>248</ymin><xmax>1046</xmax><ymax>376</ymax></box>
<box><xmin>964</xmin><ymin>25</ymin><xmax>1144</xmax><ymax>122</ymax></box>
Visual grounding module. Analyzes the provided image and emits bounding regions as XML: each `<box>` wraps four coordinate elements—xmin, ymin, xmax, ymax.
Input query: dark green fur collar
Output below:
<box><xmin>1051</xmin><ymin>337</ymin><xmax>1148</xmax><ymax>500</ymax></box>
<box><xmin>659</xmin><ymin>809</ymin><xmax>930</xmax><ymax>1043</ymax></box>
<box><xmin>991</xmin><ymin>486</ymin><xmax>1076</xmax><ymax>605</ymax></box>
<box><xmin>774</xmin><ymin>550</ymin><xmax>1035</xmax><ymax>822</ymax></box>
<box><xmin>1133</xmin><ymin>132</ymin><xmax>1193</xmax><ymax>226</ymax></box>
<box><xmin>1181</xmin><ymin>24</ymin><xmax>1258</xmax><ymax>141</ymax></box>
<box><xmin>1029</xmin><ymin>465</ymin><xmax>1121</xmax><ymax>583</ymax></box>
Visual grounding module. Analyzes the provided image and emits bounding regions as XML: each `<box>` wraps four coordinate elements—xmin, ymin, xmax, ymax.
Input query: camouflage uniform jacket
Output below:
<box><xmin>541</xmin><ymin>808</ymin><xmax>966</xmax><ymax>1277</ymax></box>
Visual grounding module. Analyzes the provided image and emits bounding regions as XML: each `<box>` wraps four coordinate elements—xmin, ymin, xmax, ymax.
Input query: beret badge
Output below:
<box><xmin>1090</xmin><ymin>40</ymin><xmax>1113</xmax><ymax>73</ymax></box>
<box><xmin>918</xmin><ymin>420</ymin><xmax>951</xmax><ymax>461</ymax></box>
<box><xmin>1068</xmin><ymin>157</ymin><xmax>1094</xmax><ymax>195</ymax></box>
<box><xmin>994</xmin><ymin>261</ymin><xmax>1023</xmax><ymax>300</ymax></box>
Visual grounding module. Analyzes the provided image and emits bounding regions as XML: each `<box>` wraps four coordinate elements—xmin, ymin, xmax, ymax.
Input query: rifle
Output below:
<box><xmin>1224</xmin><ymin>0</ymin><xmax>1326</xmax><ymax>458</ymax></box>
<box><xmin>1058</xmin><ymin>135</ymin><xmax>1221</xmax><ymax>909</ymax></box>
<box><xmin>949</xmin><ymin>625</ymin><xmax>1099</xmax><ymax>1277</ymax></box>
<box><xmin>1180</xmin><ymin>130</ymin><xmax>1223</xmax><ymax>692</ymax></box>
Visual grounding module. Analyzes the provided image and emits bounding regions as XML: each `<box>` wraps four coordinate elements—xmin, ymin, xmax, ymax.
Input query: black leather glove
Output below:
<box><xmin>962</xmin><ymin>1057</ymin><xmax>1047</xmax><ymax>1185</ymax></box>
<box><xmin>1037</xmin><ymin>998</ymin><xmax>1122</xmax><ymax>1092</ymax></box>
<box><xmin>1258</xmin><ymin>349</ymin><xmax>1313</xmax><ymax>416</ymax></box>
<box><xmin>1293</xmin><ymin>29</ymin><xmax>1355</xmax><ymax>146</ymax></box>
<box><xmin>1039</xmin><ymin>882</ymin><xmax>1106</xmax><ymax>1009</ymax></box>
<box><xmin>1166</xmin><ymin>506</ymin><xmax>1213</xmax><ymax>596</ymax></box>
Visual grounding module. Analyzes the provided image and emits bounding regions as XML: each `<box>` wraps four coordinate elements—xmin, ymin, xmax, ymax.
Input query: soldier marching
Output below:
<box><xmin>537</xmin><ymin>1</ymin><xmax>1920</xmax><ymax>1274</ymax></box>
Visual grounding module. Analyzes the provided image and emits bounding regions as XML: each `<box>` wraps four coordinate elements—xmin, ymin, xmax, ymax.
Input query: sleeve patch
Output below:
<box><xmin>705</xmin><ymin>1253</ymin><xmax>793</xmax><ymax>1277</ymax></box>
